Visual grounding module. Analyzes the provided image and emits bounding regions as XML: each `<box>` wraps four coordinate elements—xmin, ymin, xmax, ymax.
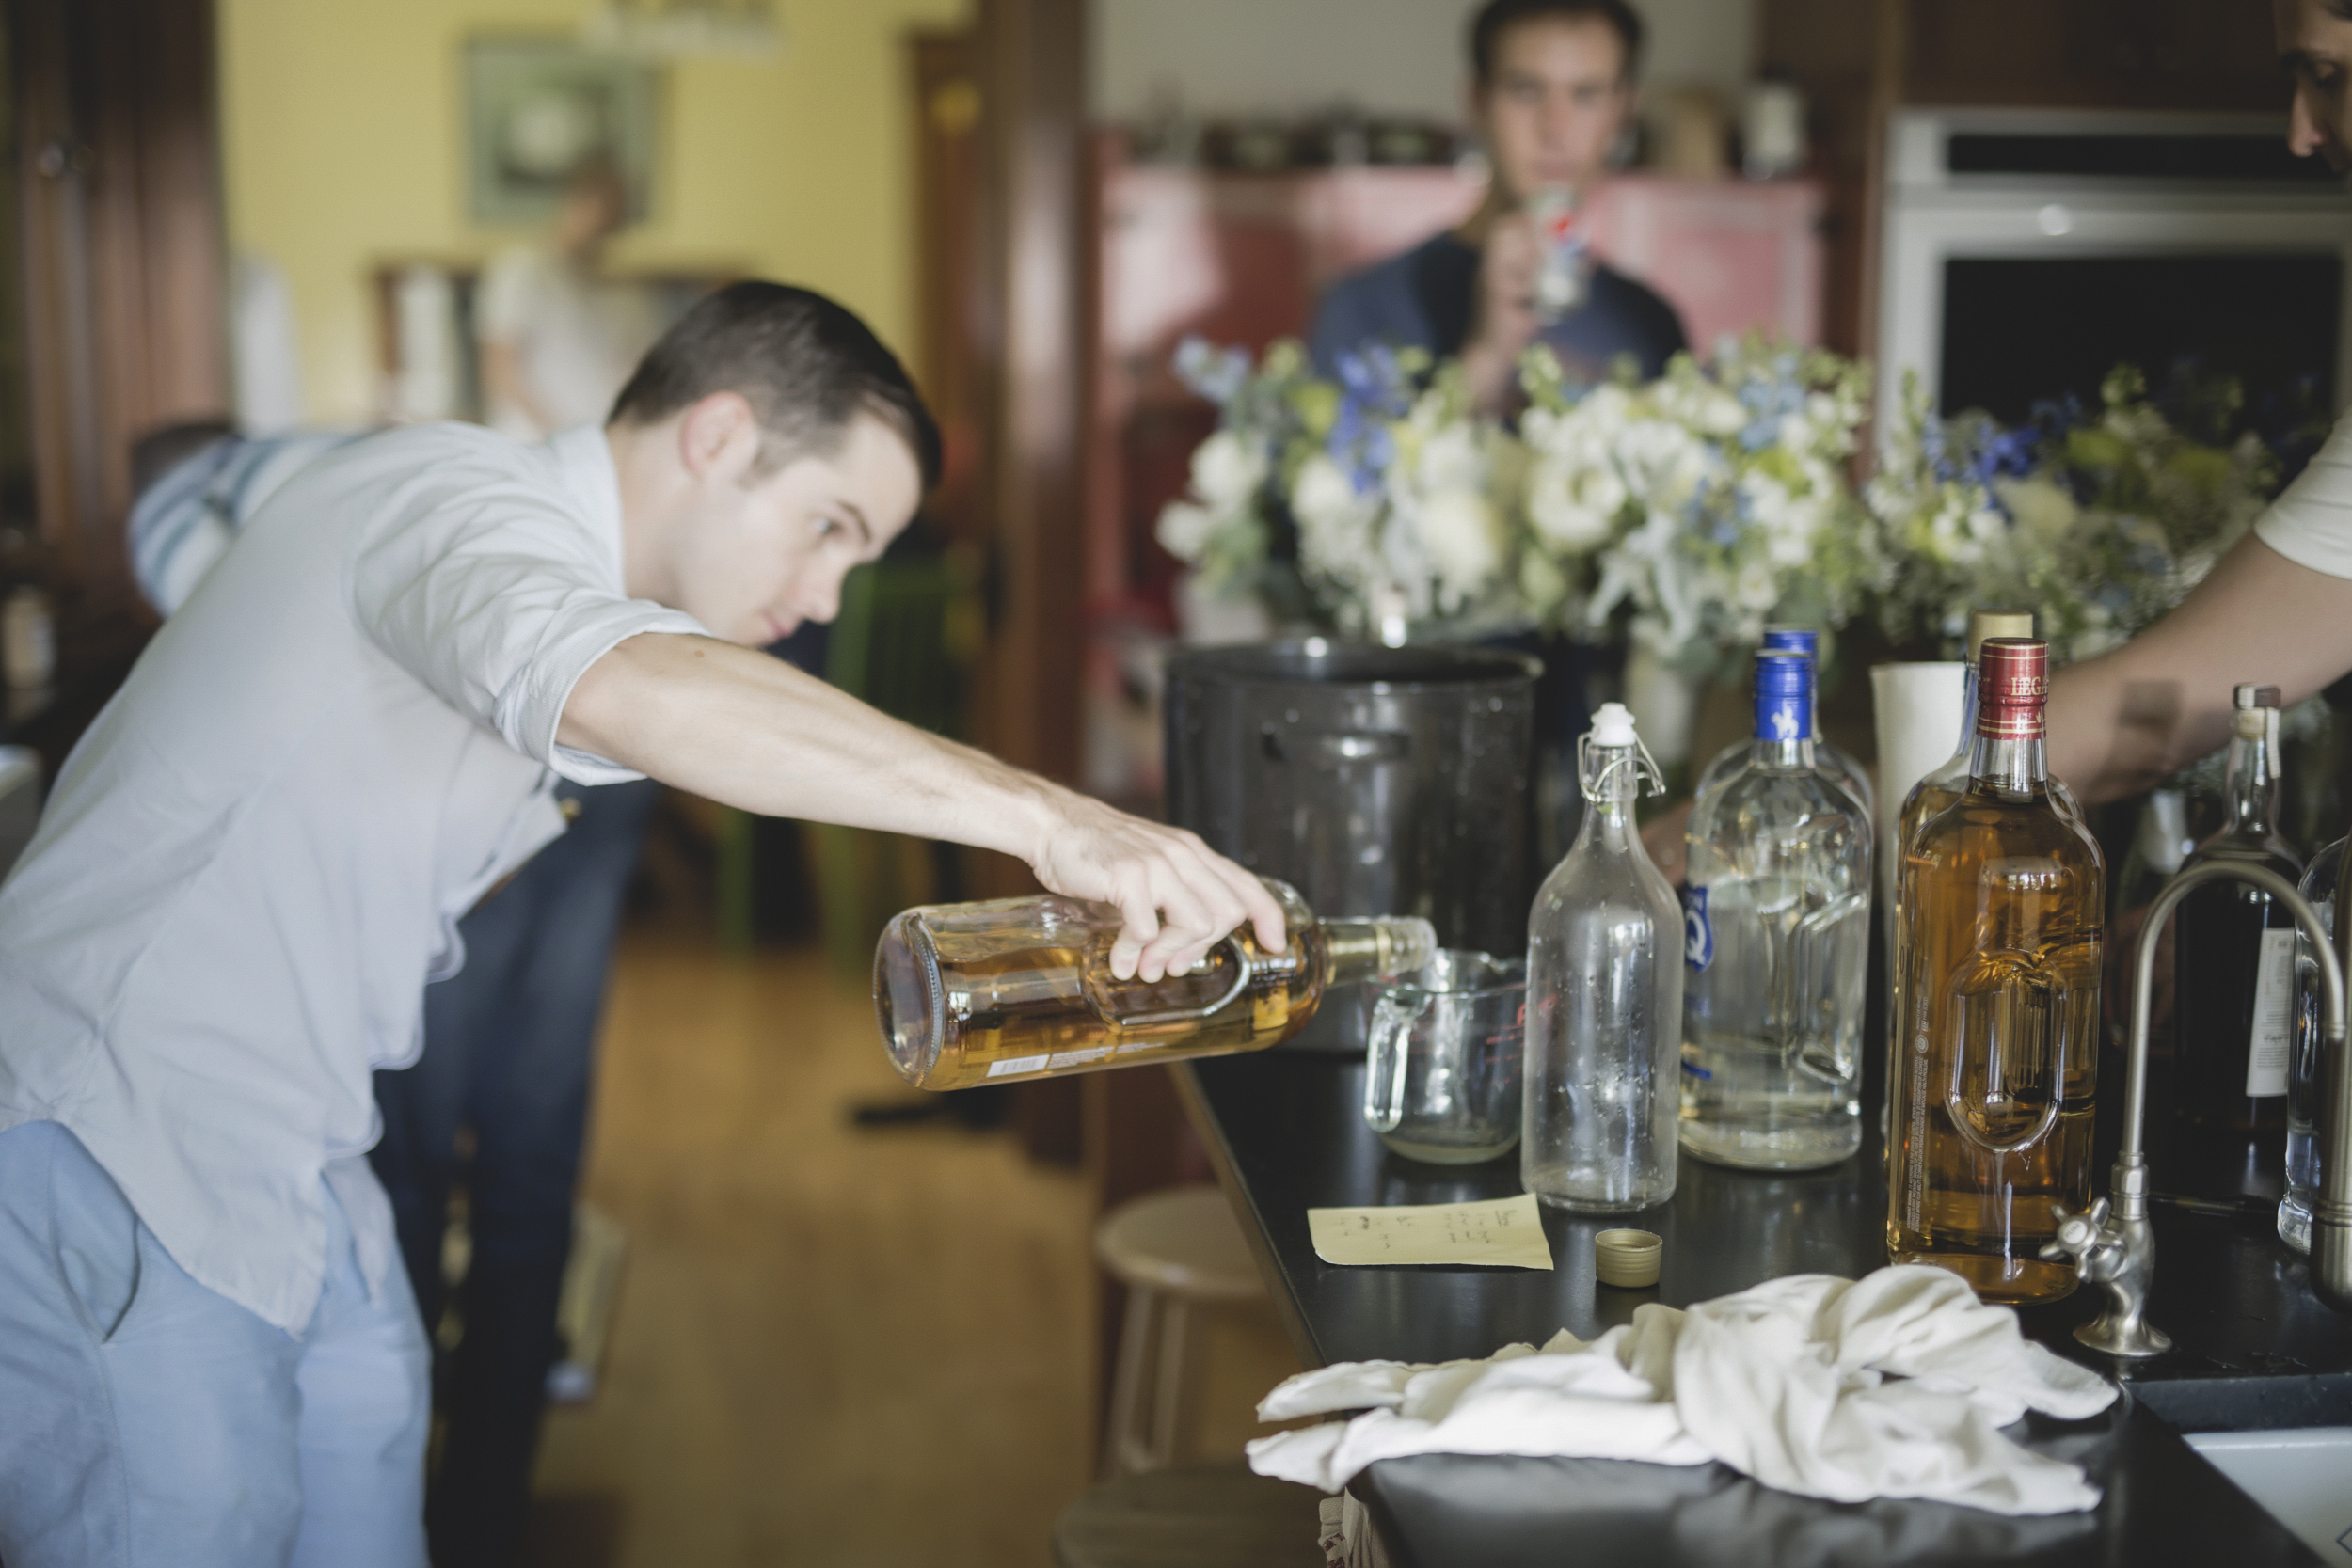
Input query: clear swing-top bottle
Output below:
<box><xmin>1523</xmin><ymin>703</ymin><xmax>1686</xmax><ymax>1211</ymax></box>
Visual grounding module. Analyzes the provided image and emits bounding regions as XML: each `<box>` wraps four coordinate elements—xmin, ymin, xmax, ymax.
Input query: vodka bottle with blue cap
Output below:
<box><xmin>1523</xmin><ymin>702</ymin><xmax>1685</xmax><ymax>1210</ymax></box>
<box><xmin>1692</xmin><ymin>626</ymin><xmax>1873</xmax><ymax>818</ymax></box>
<box><xmin>1679</xmin><ymin>650</ymin><xmax>1872</xmax><ymax>1168</ymax></box>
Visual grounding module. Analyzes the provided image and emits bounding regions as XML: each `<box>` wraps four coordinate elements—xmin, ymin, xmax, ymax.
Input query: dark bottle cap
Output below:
<box><xmin>2233</xmin><ymin>683</ymin><xmax>2282</xmax><ymax>711</ymax></box>
<box><xmin>1761</xmin><ymin>626</ymin><xmax>1820</xmax><ymax>657</ymax></box>
<box><xmin>1976</xmin><ymin>638</ymin><xmax>2048</xmax><ymax>740</ymax></box>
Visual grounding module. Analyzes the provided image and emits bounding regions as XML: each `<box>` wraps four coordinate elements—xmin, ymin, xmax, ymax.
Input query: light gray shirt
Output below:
<box><xmin>2259</xmin><ymin>408</ymin><xmax>2352</xmax><ymax>580</ymax></box>
<box><xmin>0</xmin><ymin>422</ymin><xmax>704</xmax><ymax>1332</ymax></box>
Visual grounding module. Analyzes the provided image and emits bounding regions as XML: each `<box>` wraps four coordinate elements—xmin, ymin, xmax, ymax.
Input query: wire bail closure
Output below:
<box><xmin>1578</xmin><ymin>732</ymin><xmax>1668</xmax><ymax>804</ymax></box>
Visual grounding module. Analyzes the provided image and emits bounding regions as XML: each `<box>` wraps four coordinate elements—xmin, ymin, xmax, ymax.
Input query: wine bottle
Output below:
<box><xmin>2283</xmin><ymin>839</ymin><xmax>2340</xmax><ymax>1253</ymax></box>
<box><xmin>874</xmin><ymin>879</ymin><xmax>1434</xmax><ymax>1090</ymax></box>
<box><xmin>1523</xmin><ymin>703</ymin><xmax>1685</xmax><ymax>1211</ymax></box>
<box><xmin>2169</xmin><ymin>686</ymin><xmax>2301</xmax><ymax>1206</ymax></box>
<box><xmin>1680</xmin><ymin>649</ymin><xmax>1871</xmax><ymax>1170</ymax></box>
<box><xmin>1889</xmin><ymin>638</ymin><xmax>2104</xmax><ymax>1304</ymax></box>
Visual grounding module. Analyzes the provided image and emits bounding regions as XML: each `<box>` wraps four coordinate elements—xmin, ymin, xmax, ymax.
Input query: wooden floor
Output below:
<box><xmin>529</xmin><ymin>931</ymin><xmax>1302</xmax><ymax>1568</ymax></box>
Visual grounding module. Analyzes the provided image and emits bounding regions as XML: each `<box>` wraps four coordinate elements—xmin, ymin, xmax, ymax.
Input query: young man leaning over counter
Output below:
<box><xmin>0</xmin><ymin>280</ymin><xmax>1284</xmax><ymax>1568</ymax></box>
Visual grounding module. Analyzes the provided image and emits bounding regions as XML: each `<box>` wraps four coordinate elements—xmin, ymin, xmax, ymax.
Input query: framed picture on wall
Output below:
<box><xmin>464</xmin><ymin>36</ymin><xmax>658</xmax><ymax>227</ymax></box>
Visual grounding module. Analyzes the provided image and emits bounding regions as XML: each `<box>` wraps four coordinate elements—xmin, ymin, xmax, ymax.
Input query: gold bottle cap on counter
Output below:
<box><xmin>1594</xmin><ymin>1228</ymin><xmax>1662</xmax><ymax>1288</ymax></box>
<box><xmin>1966</xmin><ymin>610</ymin><xmax>2034</xmax><ymax>665</ymax></box>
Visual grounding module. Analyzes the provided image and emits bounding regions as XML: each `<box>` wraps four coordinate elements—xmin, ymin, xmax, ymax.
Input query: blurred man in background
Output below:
<box><xmin>1310</xmin><ymin>0</ymin><xmax>1687</xmax><ymax>412</ymax></box>
<box><xmin>480</xmin><ymin>156</ymin><xmax>662</xmax><ymax>444</ymax></box>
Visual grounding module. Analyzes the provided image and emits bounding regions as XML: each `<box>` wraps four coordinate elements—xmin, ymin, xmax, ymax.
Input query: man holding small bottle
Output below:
<box><xmin>1309</xmin><ymin>0</ymin><xmax>1688</xmax><ymax>414</ymax></box>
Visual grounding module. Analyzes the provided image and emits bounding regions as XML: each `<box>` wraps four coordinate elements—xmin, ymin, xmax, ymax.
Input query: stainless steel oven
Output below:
<box><xmin>1876</xmin><ymin>108</ymin><xmax>2352</xmax><ymax>433</ymax></box>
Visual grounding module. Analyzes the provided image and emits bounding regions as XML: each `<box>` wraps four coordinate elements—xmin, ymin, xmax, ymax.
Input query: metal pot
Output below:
<box><xmin>1163</xmin><ymin>641</ymin><xmax>1541</xmax><ymax>1052</ymax></box>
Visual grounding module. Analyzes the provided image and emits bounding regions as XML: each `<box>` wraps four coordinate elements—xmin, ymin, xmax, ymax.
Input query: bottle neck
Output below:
<box><xmin>1967</xmin><ymin>732</ymin><xmax>2049</xmax><ymax>796</ymax></box>
<box><xmin>2220</xmin><ymin>728</ymin><xmax>2280</xmax><ymax>836</ymax></box>
<box><xmin>1323</xmin><ymin>916</ymin><xmax>1437</xmax><ymax>988</ymax></box>
<box><xmin>1749</xmin><ymin>737</ymin><xmax>1816</xmax><ymax>770</ymax></box>
<box><xmin>1576</xmin><ymin>743</ymin><xmax>1641</xmax><ymax>854</ymax></box>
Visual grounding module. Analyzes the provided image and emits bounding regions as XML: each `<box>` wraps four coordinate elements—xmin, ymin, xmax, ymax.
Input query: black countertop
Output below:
<box><xmin>1178</xmin><ymin>1048</ymin><xmax>2352</xmax><ymax>1567</ymax></box>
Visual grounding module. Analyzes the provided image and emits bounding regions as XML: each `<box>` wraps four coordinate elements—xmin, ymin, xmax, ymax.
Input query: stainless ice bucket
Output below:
<box><xmin>1163</xmin><ymin>641</ymin><xmax>1541</xmax><ymax>1053</ymax></box>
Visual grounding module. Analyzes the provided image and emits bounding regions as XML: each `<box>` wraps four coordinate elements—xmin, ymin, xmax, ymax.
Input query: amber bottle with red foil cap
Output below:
<box><xmin>1887</xmin><ymin>639</ymin><xmax>2105</xmax><ymax>1303</ymax></box>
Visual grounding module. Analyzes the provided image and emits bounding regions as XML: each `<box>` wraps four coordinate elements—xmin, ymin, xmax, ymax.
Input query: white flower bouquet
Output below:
<box><xmin>1156</xmin><ymin>335</ymin><xmax>1881</xmax><ymax>666</ymax></box>
<box><xmin>1155</xmin><ymin>335</ymin><xmax>2301</xmax><ymax>680</ymax></box>
<box><xmin>1156</xmin><ymin>339</ymin><xmax>1537</xmax><ymax>641</ymax></box>
<box><xmin>1519</xmin><ymin>339</ymin><xmax>1877</xmax><ymax>676</ymax></box>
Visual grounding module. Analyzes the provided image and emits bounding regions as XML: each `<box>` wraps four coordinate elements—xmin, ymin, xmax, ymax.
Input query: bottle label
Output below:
<box><xmin>2247</xmin><ymin>928</ymin><xmax>2296</xmax><ymax>1098</ymax></box>
<box><xmin>1682</xmin><ymin>886</ymin><xmax>1713</xmax><ymax>971</ymax></box>
<box><xmin>1754</xmin><ymin>685</ymin><xmax>1810</xmax><ymax>743</ymax></box>
<box><xmin>987</xmin><ymin>1053</ymin><xmax>1052</xmax><ymax>1079</ymax></box>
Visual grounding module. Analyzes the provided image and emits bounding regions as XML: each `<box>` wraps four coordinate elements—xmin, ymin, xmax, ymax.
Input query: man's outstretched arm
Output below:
<box><xmin>559</xmin><ymin>630</ymin><xmax>1287</xmax><ymax>981</ymax></box>
<box><xmin>2046</xmin><ymin>532</ymin><xmax>2352</xmax><ymax>805</ymax></box>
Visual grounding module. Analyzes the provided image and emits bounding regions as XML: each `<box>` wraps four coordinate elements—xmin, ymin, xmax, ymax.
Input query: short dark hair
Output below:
<box><xmin>609</xmin><ymin>280</ymin><xmax>942</xmax><ymax>491</ymax></box>
<box><xmin>1470</xmin><ymin>0</ymin><xmax>1645</xmax><ymax>85</ymax></box>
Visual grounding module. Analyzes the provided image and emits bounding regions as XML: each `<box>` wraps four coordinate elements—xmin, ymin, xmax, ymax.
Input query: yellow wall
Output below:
<box><xmin>218</xmin><ymin>0</ymin><xmax>970</xmax><ymax>424</ymax></box>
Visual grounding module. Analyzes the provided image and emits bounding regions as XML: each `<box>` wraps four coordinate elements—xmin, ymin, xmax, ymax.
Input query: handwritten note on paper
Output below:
<box><xmin>1308</xmin><ymin>1194</ymin><xmax>1555</xmax><ymax>1270</ymax></box>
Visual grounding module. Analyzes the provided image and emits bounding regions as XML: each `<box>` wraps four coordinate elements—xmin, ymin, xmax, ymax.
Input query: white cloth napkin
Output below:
<box><xmin>1248</xmin><ymin>1265</ymin><xmax>2118</xmax><ymax>1516</ymax></box>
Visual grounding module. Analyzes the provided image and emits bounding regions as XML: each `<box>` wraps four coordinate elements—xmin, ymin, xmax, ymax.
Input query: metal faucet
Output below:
<box><xmin>2042</xmin><ymin>861</ymin><xmax>2350</xmax><ymax>1359</ymax></box>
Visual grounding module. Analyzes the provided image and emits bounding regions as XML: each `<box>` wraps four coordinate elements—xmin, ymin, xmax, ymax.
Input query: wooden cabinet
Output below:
<box><xmin>1902</xmin><ymin>0</ymin><xmax>2282</xmax><ymax>111</ymax></box>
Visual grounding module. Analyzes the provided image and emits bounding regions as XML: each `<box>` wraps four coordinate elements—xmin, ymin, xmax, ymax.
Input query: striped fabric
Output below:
<box><xmin>128</xmin><ymin>431</ymin><xmax>363</xmax><ymax>615</ymax></box>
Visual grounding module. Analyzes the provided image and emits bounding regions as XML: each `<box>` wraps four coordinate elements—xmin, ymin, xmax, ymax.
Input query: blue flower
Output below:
<box><xmin>1173</xmin><ymin>336</ymin><xmax>1251</xmax><ymax>406</ymax></box>
<box><xmin>1970</xmin><ymin>427</ymin><xmax>2040</xmax><ymax>486</ymax></box>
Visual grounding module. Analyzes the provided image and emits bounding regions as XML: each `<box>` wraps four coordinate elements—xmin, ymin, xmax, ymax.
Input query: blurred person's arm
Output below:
<box><xmin>2046</xmin><ymin>531</ymin><xmax>2352</xmax><ymax>804</ymax></box>
<box><xmin>1460</xmin><ymin>208</ymin><xmax>1543</xmax><ymax>415</ymax></box>
<box><xmin>480</xmin><ymin>341</ymin><xmax>564</xmax><ymax>439</ymax></box>
<box><xmin>476</xmin><ymin>248</ymin><xmax>560</xmax><ymax>437</ymax></box>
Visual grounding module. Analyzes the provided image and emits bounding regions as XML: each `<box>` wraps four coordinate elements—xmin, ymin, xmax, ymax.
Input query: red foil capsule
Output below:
<box><xmin>1976</xmin><ymin>637</ymin><xmax>2049</xmax><ymax>740</ymax></box>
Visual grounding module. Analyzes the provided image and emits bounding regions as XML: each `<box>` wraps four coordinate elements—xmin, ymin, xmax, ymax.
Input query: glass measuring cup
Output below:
<box><xmin>1363</xmin><ymin>950</ymin><xmax>1527</xmax><ymax>1164</ymax></box>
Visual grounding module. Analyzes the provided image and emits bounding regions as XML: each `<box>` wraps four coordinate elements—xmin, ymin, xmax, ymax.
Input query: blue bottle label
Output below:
<box><xmin>1682</xmin><ymin>885</ymin><xmax>1713</xmax><ymax>971</ymax></box>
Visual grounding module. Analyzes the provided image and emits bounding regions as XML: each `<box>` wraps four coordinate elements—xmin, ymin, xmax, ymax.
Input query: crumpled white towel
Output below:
<box><xmin>1248</xmin><ymin>1265</ymin><xmax>2118</xmax><ymax>1516</ymax></box>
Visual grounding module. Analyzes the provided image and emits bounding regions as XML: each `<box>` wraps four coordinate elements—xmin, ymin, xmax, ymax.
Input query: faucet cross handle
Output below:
<box><xmin>2046</xmin><ymin>1190</ymin><xmax>2171</xmax><ymax>1360</ymax></box>
<box><xmin>2040</xmin><ymin>1197</ymin><xmax>2113</xmax><ymax>1270</ymax></box>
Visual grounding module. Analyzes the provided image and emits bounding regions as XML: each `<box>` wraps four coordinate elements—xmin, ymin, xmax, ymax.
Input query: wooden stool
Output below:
<box><xmin>1053</xmin><ymin>1458</ymin><xmax>1327</xmax><ymax>1568</ymax></box>
<box><xmin>1094</xmin><ymin>1185</ymin><xmax>1265</xmax><ymax>1477</ymax></box>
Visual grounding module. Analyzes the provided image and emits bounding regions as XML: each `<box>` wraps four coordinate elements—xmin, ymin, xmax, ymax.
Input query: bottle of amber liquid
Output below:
<box><xmin>2170</xmin><ymin>685</ymin><xmax>2301</xmax><ymax>1205</ymax></box>
<box><xmin>1886</xmin><ymin>610</ymin><xmax>2034</xmax><ymax>1132</ymax></box>
<box><xmin>873</xmin><ymin>879</ymin><xmax>1436</xmax><ymax>1090</ymax></box>
<box><xmin>1889</xmin><ymin>638</ymin><xmax>2104</xmax><ymax>1304</ymax></box>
